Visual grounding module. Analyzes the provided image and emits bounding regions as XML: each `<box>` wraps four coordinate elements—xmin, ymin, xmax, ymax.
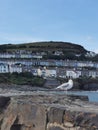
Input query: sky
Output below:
<box><xmin>0</xmin><ymin>0</ymin><xmax>98</xmax><ymax>52</ymax></box>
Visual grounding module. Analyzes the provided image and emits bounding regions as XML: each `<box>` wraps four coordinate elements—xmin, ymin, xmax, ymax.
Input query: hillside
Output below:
<box><xmin>1</xmin><ymin>41</ymin><xmax>96</xmax><ymax>61</ymax></box>
<box><xmin>0</xmin><ymin>41</ymin><xmax>87</xmax><ymax>54</ymax></box>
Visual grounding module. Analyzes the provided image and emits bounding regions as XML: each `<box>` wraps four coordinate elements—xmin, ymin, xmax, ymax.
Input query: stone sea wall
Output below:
<box><xmin>0</xmin><ymin>94</ymin><xmax>98</xmax><ymax>130</ymax></box>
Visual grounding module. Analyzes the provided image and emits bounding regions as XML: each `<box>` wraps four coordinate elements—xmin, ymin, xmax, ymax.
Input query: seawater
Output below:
<box><xmin>67</xmin><ymin>91</ymin><xmax>98</xmax><ymax>102</ymax></box>
<box><xmin>48</xmin><ymin>91</ymin><xmax>98</xmax><ymax>102</ymax></box>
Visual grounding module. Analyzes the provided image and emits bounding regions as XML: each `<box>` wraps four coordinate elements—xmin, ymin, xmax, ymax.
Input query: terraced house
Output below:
<box><xmin>0</xmin><ymin>63</ymin><xmax>22</xmax><ymax>73</ymax></box>
<box><xmin>0</xmin><ymin>63</ymin><xmax>9</xmax><ymax>73</ymax></box>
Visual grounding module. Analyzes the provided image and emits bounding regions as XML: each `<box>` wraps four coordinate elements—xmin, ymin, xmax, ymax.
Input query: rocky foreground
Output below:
<box><xmin>0</xmin><ymin>91</ymin><xmax>98</xmax><ymax>130</ymax></box>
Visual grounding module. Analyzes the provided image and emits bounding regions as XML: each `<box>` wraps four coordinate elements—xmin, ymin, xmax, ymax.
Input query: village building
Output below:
<box><xmin>56</xmin><ymin>68</ymin><xmax>66</xmax><ymax>78</ymax></box>
<box><xmin>32</xmin><ymin>68</ymin><xmax>38</xmax><ymax>76</ymax></box>
<box><xmin>0</xmin><ymin>63</ymin><xmax>9</xmax><ymax>73</ymax></box>
<box><xmin>9</xmin><ymin>64</ymin><xmax>22</xmax><ymax>73</ymax></box>
<box><xmin>81</xmin><ymin>70</ymin><xmax>98</xmax><ymax>78</ymax></box>
<box><xmin>30</xmin><ymin>67</ymin><xmax>57</xmax><ymax>78</ymax></box>
<box><xmin>66</xmin><ymin>69</ymin><xmax>81</xmax><ymax>79</ymax></box>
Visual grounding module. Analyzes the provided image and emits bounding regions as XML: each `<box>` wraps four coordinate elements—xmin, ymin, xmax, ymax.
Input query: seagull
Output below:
<box><xmin>55</xmin><ymin>79</ymin><xmax>73</xmax><ymax>91</ymax></box>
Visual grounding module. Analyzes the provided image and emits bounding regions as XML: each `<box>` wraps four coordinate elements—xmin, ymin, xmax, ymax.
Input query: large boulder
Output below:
<box><xmin>48</xmin><ymin>107</ymin><xmax>64</xmax><ymax>124</ymax></box>
<box><xmin>0</xmin><ymin>101</ymin><xmax>46</xmax><ymax>130</ymax></box>
<box><xmin>0</xmin><ymin>94</ymin><xmax>98</xmax><ymax>130</ymax></box>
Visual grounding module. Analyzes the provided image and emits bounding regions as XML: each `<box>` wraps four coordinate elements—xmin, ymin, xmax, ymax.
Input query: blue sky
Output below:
<box><xmin>0</xmin><ymin>0</ymin><xmax>98</xmax><ymax>52</ymax></box>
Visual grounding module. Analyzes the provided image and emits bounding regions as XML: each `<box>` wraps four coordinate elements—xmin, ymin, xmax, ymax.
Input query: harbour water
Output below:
<box><xmin>0</xmin><ymin>86</ymin><xmax>98</xmax><ymax>102</ymax></box>
<box><xmin>37</xmin><ymin>89</ymin><xmax>98</xmax><ymax>102</ymax></box>
<box><xmin>54</xmin><ymin>91</ymin><xmax>98</xmax><ymax>102</ymax></box>
<box><xmin>67</xmin><ymin>91</ymin><xmax>98</xmax><ymax>102</ymax></box>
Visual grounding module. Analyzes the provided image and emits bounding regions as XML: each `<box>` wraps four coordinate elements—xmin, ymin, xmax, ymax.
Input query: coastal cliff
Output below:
<box><xmin>0</xmin><ymin>93</ymin><xmax>98</xmax><ymax>130</ymax></box>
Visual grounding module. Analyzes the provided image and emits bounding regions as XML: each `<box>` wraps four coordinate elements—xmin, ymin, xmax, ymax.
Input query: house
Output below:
<box><xmin>41</xmin><ymin>67</ymin><xmax>56</xmax><ymax>77</ymax></box>
<box><xmin>9</xmin><ymin>64</ymin><xmax>22</xmax><ymax>73</ymax></box>
<box><xmin>88</xmin><ymin>70</ymin><xmax>97</xmax><ymax>78</ymax></box>
<box><xmin>35</xmin><ymin>67</ymin><xmax>57</xmax><ymax>78</ymax></box>
<box><xmin>0</xmin><ymin>53</ymin><xmax>16</xmax><ymax>58</ymax></box>
<box><xmin>37</xmin><ymin>68</ymin><xmax>42</xmax><ymax>76</ymax></box>
<box><xmin>45</xmin><ymin>69</ymin><xmax>57</xmax><ymax>77</ymax></box>
<box><xmin>20</xmin><ymin>54</ymin><xmax>32</xmax><ymax>58</ymax></box>
<box><xmin>76</xmin><ymin>61</ymin><xmax>87</xmax><ymax>68</ymax></box>
<box><xmin>32</xmin><ymin>69</ymin><xmax>38</xmax><ymax>76</ymax></box>
<box><xmin>81</xmin><ymin>70</ymin><xmax>89</xmax><ymax>77</ymax></box>
<box><xmin>55</xmin><ymin>60</ymin><xmax>64</xmax><ymax>66</ymax></box>
<box><xmin>0</xmin><ymin>63</ymin><xmax>9</xmax><ymax>73</ymax></box>
<box><xmin>85</xmin><ymin>51</ymin><xmax>96</xmax><ymax>57</ymax></box>
<box><xmin>56</xmin><ymin>68</ymin><xmax>66</xmax><ymax>78</ymax></box>
<box><xmin>39</xmin><ymin>60</ymin><xmax>49</xmax><ymax>66</ymax></box>
<box><xmin>66</xmin><ymin>69</ymin><xmax>81</xmax><ymax>79</ymax></box>
<box><xmin>87</xmin><ymin>61</ymin><xmax>94</xmax><ymax>67</ymax></box>
<box><xmin>81</xmin><ymin>70</ymin><xmax>98</xmax><ymax>78</ymax></box>
<box><xmin>31</xmin><ymin>67</ymin><xmax>44</xmax><ymax>77</ymax></box>
<box><xmin>54</xmin><ymin>51</ymin><xmax>63</xmax><ymax>56</ymax></box>
<box><xmin>67</xmin><ymin>60</ymin><xmax>77</xmax><ymax>67</ymax></box>
<box><xmin>32</xmin><ymin>55</ymin><xmax>42</xmax><ymax>59</ymax></box>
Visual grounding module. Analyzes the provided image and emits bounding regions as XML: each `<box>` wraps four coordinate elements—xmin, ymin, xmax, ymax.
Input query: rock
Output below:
<box><xmin>68</xmin><ymin>95</ymin><xmax>89</xmax><ymax>102</ymax></box>
<box><xmin>10</xmin><ymin>124</ymin><xmax>22</xmax><ymax>130</ymax></box>
<box><xmin>47</xmin><ymin>126</ymin><xmax>64</xmax><ymax>130</ymax></box>
<box><xmin>64</xmin><ymin>122</ymin><xmax>74</xmax><ymax>127</ymax></box>
<box><xmin>48</xmin><ymin>107</ymin><xmax>64</xmax><ymax>124</ymax></box>
<box><xmin>75</xmin><ymin>112</ymin><xmax>98</xmax><ymax>128</ymax></box>
<box><xmin>0</xmin><ymin>101</ymin><xmax>46</xmax><ymax>130</ymax></box>
<box><xmin>64</xmin><ymin>110</ymin><xmax>75</xmax><ymax>127</ymax></box>
<box><xmin>0</xmin><ymin>93</ymin><xmax>98</xmax><ymax>130</ymax></box>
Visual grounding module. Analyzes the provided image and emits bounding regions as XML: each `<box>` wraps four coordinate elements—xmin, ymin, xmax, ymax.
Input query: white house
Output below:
<box><xmin>54</xmin><ymin>51</ymin><xmax>63</xmax><ymax>56</ymax></box>
<box><xmin>9</xmin><ymin>64</ymin><xmax>22</xmax><ymax>73</ymax></box>
<box><xmin>88</xmin><ymin>70</ymin><xmax>96</xmax><ymax>78</ymax></box>
<box><xmin>85</xmin><ymin>51</ymin><xmax>96</xmax><ymax>57</ymax></box>
<box><xmin>35</xmin><ymin>67</ymin><xmax>57</xmax><ymax>78</ymax></box>
<box><xmin>45</xmin><ymin>69</ymin><xmax>57</xmax><ymax>77</ymax></box>
<box><xmin>0</xmin><ymin>53</ymin><xmax>16</xmax><ymax>58</ymax></box>
<box><xmin>0</xmin><ymin>63</ymin><xmax>9</xmax><ymax>73</ymax></box>
<box><xmin>32</xmin><ymin>69</ymin><xmax>38</xmax><ymax>76</ymax></box>
<box><xmin>37</xmin><ymin>68</ymin><xmax>42</xmax><ymax>76</ymax></box>
<box><xmin>32</xmin><ymin>55</ymin><xmax>42</xmax><ymax>59</ymax></box>
<box><xmin>56</xmin><ymin>68</ymin><xmax>66</xmax><ymax>78</ymax></box>
<box><xmin>66</xmin><ymin>70</ymin><xmax>81</xmax><ymax>79</ymax></box>
<box><xmin>20</xmin><ymin>54</ymin><xmax>32</xmax><ymax>58</ymax></box>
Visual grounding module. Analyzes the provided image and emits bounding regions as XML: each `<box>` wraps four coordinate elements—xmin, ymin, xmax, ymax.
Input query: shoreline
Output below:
<box><xmin>1</xmin><ymin>83</ymin><xmax>98</xmax><ymax>103</ymax></box>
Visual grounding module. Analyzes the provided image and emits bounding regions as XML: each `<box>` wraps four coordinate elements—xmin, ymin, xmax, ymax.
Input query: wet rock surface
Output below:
<box><xmin>0</xmin><ymin>92</ymin><xmax>98</xmax><ymax>130</ymax></box>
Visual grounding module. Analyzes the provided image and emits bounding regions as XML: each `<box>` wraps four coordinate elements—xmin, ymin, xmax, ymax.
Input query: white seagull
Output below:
<box><xmin>56</xmin><ymin>79</ymin><xmax>73</xmax><ymax>91</ymax></box>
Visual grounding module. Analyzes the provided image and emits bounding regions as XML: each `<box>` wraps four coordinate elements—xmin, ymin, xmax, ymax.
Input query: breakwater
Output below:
<box><xmin>0</xmin><ymin>92</ymin><xmax>98</xmax><ymax>130</ymax></box>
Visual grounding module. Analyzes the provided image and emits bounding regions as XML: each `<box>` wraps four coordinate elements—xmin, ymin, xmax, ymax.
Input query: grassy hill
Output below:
<box><xmin>1</xmin><ymin>41</ymin><xmax>95</xmax><ymax>60</ymax></box>
<box><xmin>0</xmin><ymin>41</ymin><xmax>87</xmax><ymax>54</ymax></box>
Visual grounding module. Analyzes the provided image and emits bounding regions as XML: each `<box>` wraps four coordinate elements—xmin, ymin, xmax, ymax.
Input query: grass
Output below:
<box><xmin>0</xmin><ymin>72</ymin><xmax>45</xmax><ymax>86</ymax></box>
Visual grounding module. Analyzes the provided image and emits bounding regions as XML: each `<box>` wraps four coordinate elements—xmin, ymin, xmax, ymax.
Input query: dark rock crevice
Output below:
<box><xmin>0</xmin><ymin>96</ymin><xmax>10</xmax><ymax>114</ymax></box>
<box><xmin>0</xmin><ymin>96</ymin><xmax>10</xmax><ymax>109</ymax></box>
<box><xmin>10</xmin><ymin>124</ymin><xmax>22</xmax><ymax>130</ymax></box>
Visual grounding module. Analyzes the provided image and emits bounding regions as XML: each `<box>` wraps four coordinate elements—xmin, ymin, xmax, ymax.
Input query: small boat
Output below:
<box><xmin>55</xmin><ymin>79</ymin><xmax>73</xmax><ymax>91</ymax></box>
